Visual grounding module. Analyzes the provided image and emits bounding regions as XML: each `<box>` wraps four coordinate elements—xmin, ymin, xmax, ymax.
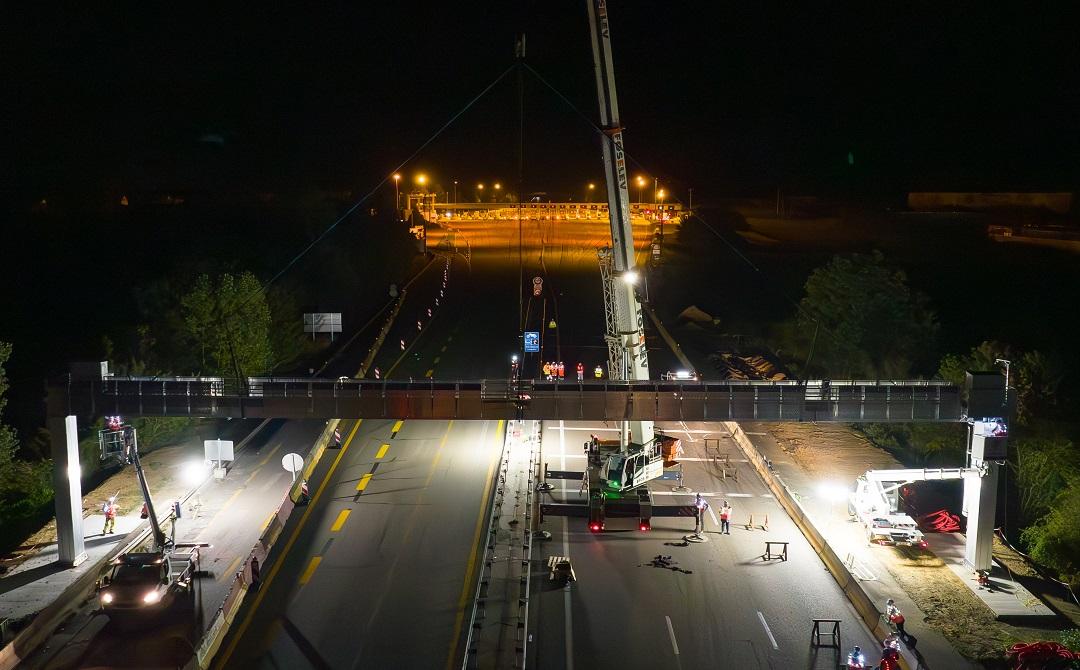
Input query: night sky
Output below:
<box><xmin>8</xmin><ymin>3</ymin><xmax>1080</xmax><ymax>205</ymax></box>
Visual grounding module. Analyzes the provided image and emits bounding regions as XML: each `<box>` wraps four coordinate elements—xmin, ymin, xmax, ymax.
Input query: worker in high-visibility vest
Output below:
<box><xmin>542</xmin><ymin>362</ymin><xmax>552</xmax><ymax>379</ymax></box>
<box><xmin>576</xmin><ymin>362</ymin><xmax>584</xmax><ymax>381</ymax></box>
<box><xmin>594</xmin><ymin>365</ymin><xmax>603</xmax><ymax>379</ymax></box>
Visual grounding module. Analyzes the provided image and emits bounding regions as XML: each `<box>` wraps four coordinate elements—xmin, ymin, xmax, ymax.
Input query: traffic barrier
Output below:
<box><xmin>193</xmin><ymin>419</ymin><xmax>337</xmax><ymax>668</ymax></box>
<box><xmin>745</xmin><ymin>513</ymin><xmax>754</xmax><ymax>530</ymax></box>
<box><xmin>762</xmin><ymin>514</ymin><xmax>769</xmax><ymax>531</ymax></box>
<box><xmin>723</xmin><ymin>422</ymin><xmax>912</xmax><ymax>669</ymax></box>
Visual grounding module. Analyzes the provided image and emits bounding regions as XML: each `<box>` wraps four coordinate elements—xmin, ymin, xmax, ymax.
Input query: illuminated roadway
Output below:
<box><xmin>213</xmin><ymin>418</ymin><xmax>505</xmax><ymax>669</ymax></box>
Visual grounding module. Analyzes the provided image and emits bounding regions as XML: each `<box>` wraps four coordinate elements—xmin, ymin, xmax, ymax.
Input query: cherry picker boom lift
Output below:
<box><xmin>95</xmin><ymin>419</ymin><xmax>203</xmax><ymax>621</ymax></box>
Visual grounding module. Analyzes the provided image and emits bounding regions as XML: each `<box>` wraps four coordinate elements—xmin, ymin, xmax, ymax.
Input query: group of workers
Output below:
<box><xmin>846</xmin><ymin>598</ymin><xmax>911</xmax><ymax>669</ymax></box>
<box><xmin>540</xmin><ymin>361</ymin><xmax>604</xmax><ymax>381</ymax></box>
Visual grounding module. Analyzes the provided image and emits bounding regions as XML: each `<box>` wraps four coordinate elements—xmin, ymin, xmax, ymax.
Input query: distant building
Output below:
<box><xmin>907</xmin><ymin>192</ymin><xmax>1072</xmax><ymax>214</ymax></box>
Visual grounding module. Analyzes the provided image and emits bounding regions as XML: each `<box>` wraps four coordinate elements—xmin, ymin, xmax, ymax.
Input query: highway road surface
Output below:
<box><xmin>531</xmin><ymin>419</ymin><xmax>881</xmax><ymax>669</ymax></box>
<box><xmin>22</xmin><ymin>419</ymin><xmax>324</xmax><ymax>670</ymax></box>
<box><xmin>213</xmin><ymin>417</ymin><xmax>505</xmax><ymax>669</ymax></box>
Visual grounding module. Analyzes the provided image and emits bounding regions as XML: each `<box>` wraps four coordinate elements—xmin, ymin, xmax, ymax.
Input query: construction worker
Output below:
<box><xmin>102</xmin><ymin>498</ymin><xmax>118</xmax><ymax>535</ymax></box>
<box><xmin>846</xmin><ymin>645</ymin><xmax>866</xmax><ymax>669</ymax></box>
<box><xmin>594</xmin><ymin>365</ymin><xmax>603</xmax><ymax>379</ymax></box>
<box><xmin>694</xmin><ymin>493</ymin><xmax>709</xmax><ymax>536</ymax></box>
<box><xmin>885</xmin><ymin>599</ymin><xmax>909</xmax><ymax>642</ymax></box>
<box><xmin>720</xmin><ymin>500</ymin><xmax>732</xmax><ymax>534</ymax></box>
<box><xmin>576</xmin><ymin>362</ymin><xmax>584</xmax><ymax>381</ymax></box>
<box><xmin>542</xmin><ymin>361</ymin><xmax>552</xmax><ymax>380</ymax></box>
<box><xmin>557</xmin><ymin>362</ymin><xmax>565</xmax><ymax>379</ymax></box>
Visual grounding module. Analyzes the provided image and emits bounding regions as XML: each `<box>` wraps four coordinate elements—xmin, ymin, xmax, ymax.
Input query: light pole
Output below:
<box><xmin>494</xmin><ymin>182</ymin><xmax>502</xmax><ymax>202</ymax></box>
<box><xmin>688</xmin><ymin>187</ymin><xmax>693</xmax><ymax>213</ymax></box>
<box><xmin>587</xmin><ymin>182</ymin><xmax>595</xmax><ymax>202</ymax></box>
<box><xmin>995</xmin><ymin>358</ymin><xmax>1011</xmax><ymax>403</ymax></box>
<box><xmin>658</xmin><ymin>188</ymin><xmax>666</xmax><ymax>239</ymax></box>
<box><xmin>453</xmin><ymin>180</ymin><xmax>458</xmax><ymax>204</ymax></box>
<box><xmin>393</xmin><ymin>173</ymin><xmax>401</xmax><ymax>214</ymax></box>
<box><xmin>477</xmin><ymin>183</ymin><xmax>484</xmax><ymax>203</ymax></box>
<box><xmin>636</xmin><ymin>175</ymin><xmax>646</xmax><ymax>205</ymax></box>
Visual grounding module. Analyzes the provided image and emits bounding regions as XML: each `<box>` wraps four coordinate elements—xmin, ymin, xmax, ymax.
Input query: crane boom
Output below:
<box><xmin>587</xmin><ymin>0</ymin><xmax>652</xmax><ymax>448</ymax></box>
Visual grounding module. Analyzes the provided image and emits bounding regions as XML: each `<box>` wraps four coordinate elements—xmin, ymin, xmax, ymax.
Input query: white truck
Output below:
<box><xmin>849</xmin><ymin>468</ymin><xmax>981</xmax><ymax>547</ymax></box>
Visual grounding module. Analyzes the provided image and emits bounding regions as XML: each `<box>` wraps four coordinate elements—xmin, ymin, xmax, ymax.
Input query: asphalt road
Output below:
<box><xmin>531</xmin><ymin>419</ymin><xmax>881</xmax><ymax>670</ymax></box>
<box><xmin>213</xmin><ymin>417</ymin><xmax>505</xmax><ymax>669</ymax></box>
<box><xmin>22</xmin><ymin>418</ymin><xmax>324</xmax><ymax>670</ymax></box>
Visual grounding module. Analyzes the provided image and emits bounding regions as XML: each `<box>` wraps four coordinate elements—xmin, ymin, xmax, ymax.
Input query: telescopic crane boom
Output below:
<box><xmin>587</xmin><ymin>0</ymin><xmax>653</xmax><ymax>450</ymax></box>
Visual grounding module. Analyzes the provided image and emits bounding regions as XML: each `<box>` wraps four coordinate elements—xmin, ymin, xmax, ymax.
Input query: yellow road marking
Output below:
<box><xmin>422</xmin><ymin>421</ymin><xmax>454</xmax><ymax>488</ymax></box>
<box><xmin>391</xmin><ymin>420</ymin><xmax>404</xmax><ymax>435</ymax></box>
<box><xmin>256</xmin><ymin>443</ymin><xmax>282</xmax><ymax>469</ymax></box>
<box><xmin>433</xmin><ymin>356</ymin><xmax>440</xmax><ymax>364</ymax></box>
<box><xmin>221</xmin><ymin>555</ymin><xmax>243</xmax><ymax>583</ymax></box>
<box><xmin>214</xmin><ymin>419</ymin><xmax>362</xmax><ymax>669</ymax></box>
<box><xmin>356</xmin><ymin>473</ymin><xmax>373</xmax><ymax>492</ymax></box>
<box><xmin>330</xmin><ymin>509</ymin><xmax>351</xmax><ymax>532</ymax></box>
<box><xmin>446</xmin><ymin>419</ymin><xmax>504</xmax><ymax>668</ymax></box>
<box><xmin>258</xmin><ymin>511</ymin><xmax>275</xmax><ymax>533</ymax></box>
<box><xmin>425</xmin><ymin>369</ymin><xmax>434</xmax><ymax>378</ymax></box>
<box><xmin>376</xmin><ymin>444</ymin><xmax>390</xmax><ymax>459</ymax></box>
<box><xmin>218</xmin><ymin>488</ymin><xmax>244</xmax><ymax>515</ymax></box>
<box><xmin>299</xmin><ymin>556</ymin><xmax>322</xmax><ymax>585</ymax></box>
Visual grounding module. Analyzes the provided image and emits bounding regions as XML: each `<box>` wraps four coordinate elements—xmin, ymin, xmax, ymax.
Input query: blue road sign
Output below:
<box><xmin>524</xmin><ymin>331</ymin><xmax>540</xmax><ymax>353</ymax></box>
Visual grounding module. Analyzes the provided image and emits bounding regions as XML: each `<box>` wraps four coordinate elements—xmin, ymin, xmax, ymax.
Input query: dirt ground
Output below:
<box><xmin>0</xmin><ymin>444</ymin><xmax>186</xmax><ymax>572</ymax></box>
<box><xmin>764</xmin><ymin>422</ymin><xmax>1079</xmax><ymax>666</ymax></box>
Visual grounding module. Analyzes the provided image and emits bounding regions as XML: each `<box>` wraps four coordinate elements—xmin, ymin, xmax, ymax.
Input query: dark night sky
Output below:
<box><xmin>8</xmin><ymin>2</ymin><xmax>1080</xmax><ymax>203</ymax></box>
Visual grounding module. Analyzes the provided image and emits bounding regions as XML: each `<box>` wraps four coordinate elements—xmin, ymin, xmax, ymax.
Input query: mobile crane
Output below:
<box><xmin>95</xmin><ymin>418</ymin><xmax>202</xmax><ymax>621</ymax></box>
<box><xmin>583</xmin><ymin>1</ymin><xmax>665</xmax><ymax>529</ymax></box>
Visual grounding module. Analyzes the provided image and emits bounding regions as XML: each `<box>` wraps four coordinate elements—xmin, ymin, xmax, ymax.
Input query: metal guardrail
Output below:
<box><xmin>57</xmin><ymin>376</ymin><xmax>964</xmax><ymax>423</ymax></box>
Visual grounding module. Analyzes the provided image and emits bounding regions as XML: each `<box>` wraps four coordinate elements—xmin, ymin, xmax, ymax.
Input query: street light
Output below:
<box><xmin>587</xmin><ymin>182</ymin><xmax>595</xmax><ymax>202</ymax></box>
<box><xmin>621</xmin><ymin>269</ymin><xmax>639</xmax><ymax>285</ymax></box>
<box><xmin>636</xmin><ymin>175</ymin><xmax>646</xmax><ymax>204</ymax></box>
<box><xmin>393</xmin><ymin>173</ymin><xmax>401</xmax><ymax>212</ymax></box>
<box><xmin>657</xmin><ymin>188</ymin><xmax>666</xmax><ymax>238</ymax></box>
<box><xmin>453</xmin><ymin>180</ymin><xmax>458</xmax><ymax>204</ymax></box>
<box><xmin>493</xmin><ymin>182</ymin><xmax>502</xmax><ymax>202</ymax></box>
<box><xmin>416</xmin><ymin>174</ymin><xmax>428</xmax><ymax>189</ymax></box>
<box><xmin>477</xmin><ymin>183</ymin><xmax>484</xmax><ymax>202</ymax></box>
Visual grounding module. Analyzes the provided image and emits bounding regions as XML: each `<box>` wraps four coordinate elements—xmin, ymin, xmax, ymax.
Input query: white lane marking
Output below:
<box><xmin>745</xmin><ymin>432</ymin><xmax>768</xmax><ymax>436</ymax></box>
<box><xmin>665</xmin><ymin>615</ymin><xmax>680</xmax><ymax>655</ymax></box>
<box><xmin>559</xmin><ymin>420</ymin><xmax>574</xmax><ymax>670</ymax></box>
<box><xmin>757</xmin><ymin>611</ymin><xmax>779</xmax><ymax>650</ymax></box>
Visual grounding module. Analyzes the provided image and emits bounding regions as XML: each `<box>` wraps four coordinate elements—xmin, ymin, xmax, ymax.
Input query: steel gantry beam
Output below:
<box><xmin>53</xmin><ymin>375</ymin><xmax>966</xmax><ymax>423</ymax></box>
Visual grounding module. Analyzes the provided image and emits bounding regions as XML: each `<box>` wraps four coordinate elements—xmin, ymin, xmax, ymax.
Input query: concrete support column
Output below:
<box><xmin>49</xmin><ymin>415</ymin><xmax>87</xmax><ymax>567</ymax></box>
<box><xmin>963</xmin><ymin>459</ymin><xmax>999</xmax><ymax>571</ymax></box>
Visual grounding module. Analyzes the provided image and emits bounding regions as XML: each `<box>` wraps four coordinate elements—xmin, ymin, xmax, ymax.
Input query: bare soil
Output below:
<box><xmin>762</xmin><ymin>423</ymin><xmax>1079</xmax><ymax>665</ymax></box>
<box><xmin>0</xmin><ymin>444</ymin><xmax>186</xmax><ymax>571</ymax></box>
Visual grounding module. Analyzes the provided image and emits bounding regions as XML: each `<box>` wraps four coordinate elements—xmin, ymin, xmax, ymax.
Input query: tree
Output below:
<box><xmin>798</xmin><ymin>251</ymin><xmax>938</xmax><ymax>378</ymax></box>
<box><xmin>1011</xmin><ymin>438</ymin><xmax>1078</xmax><ymax>526</ymax></box>
<box><xmin>1021</xmin><ymin>477</ymin><xmax>1080</xmax><ymax>588</ymax></box>
<box><xmin>0</xmin><ymin>342</ymin><xmax>19</xmax><ymax>481</ymax></box>
<box><xmin>179</xmin><ymin>272</ymin><xmax>272</xmax><ymax>376</ymax></box>
<box><xmin>938</xmin><ymin>342</ymin><xmax>1062</xmax><ymax>425</ymax></box>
